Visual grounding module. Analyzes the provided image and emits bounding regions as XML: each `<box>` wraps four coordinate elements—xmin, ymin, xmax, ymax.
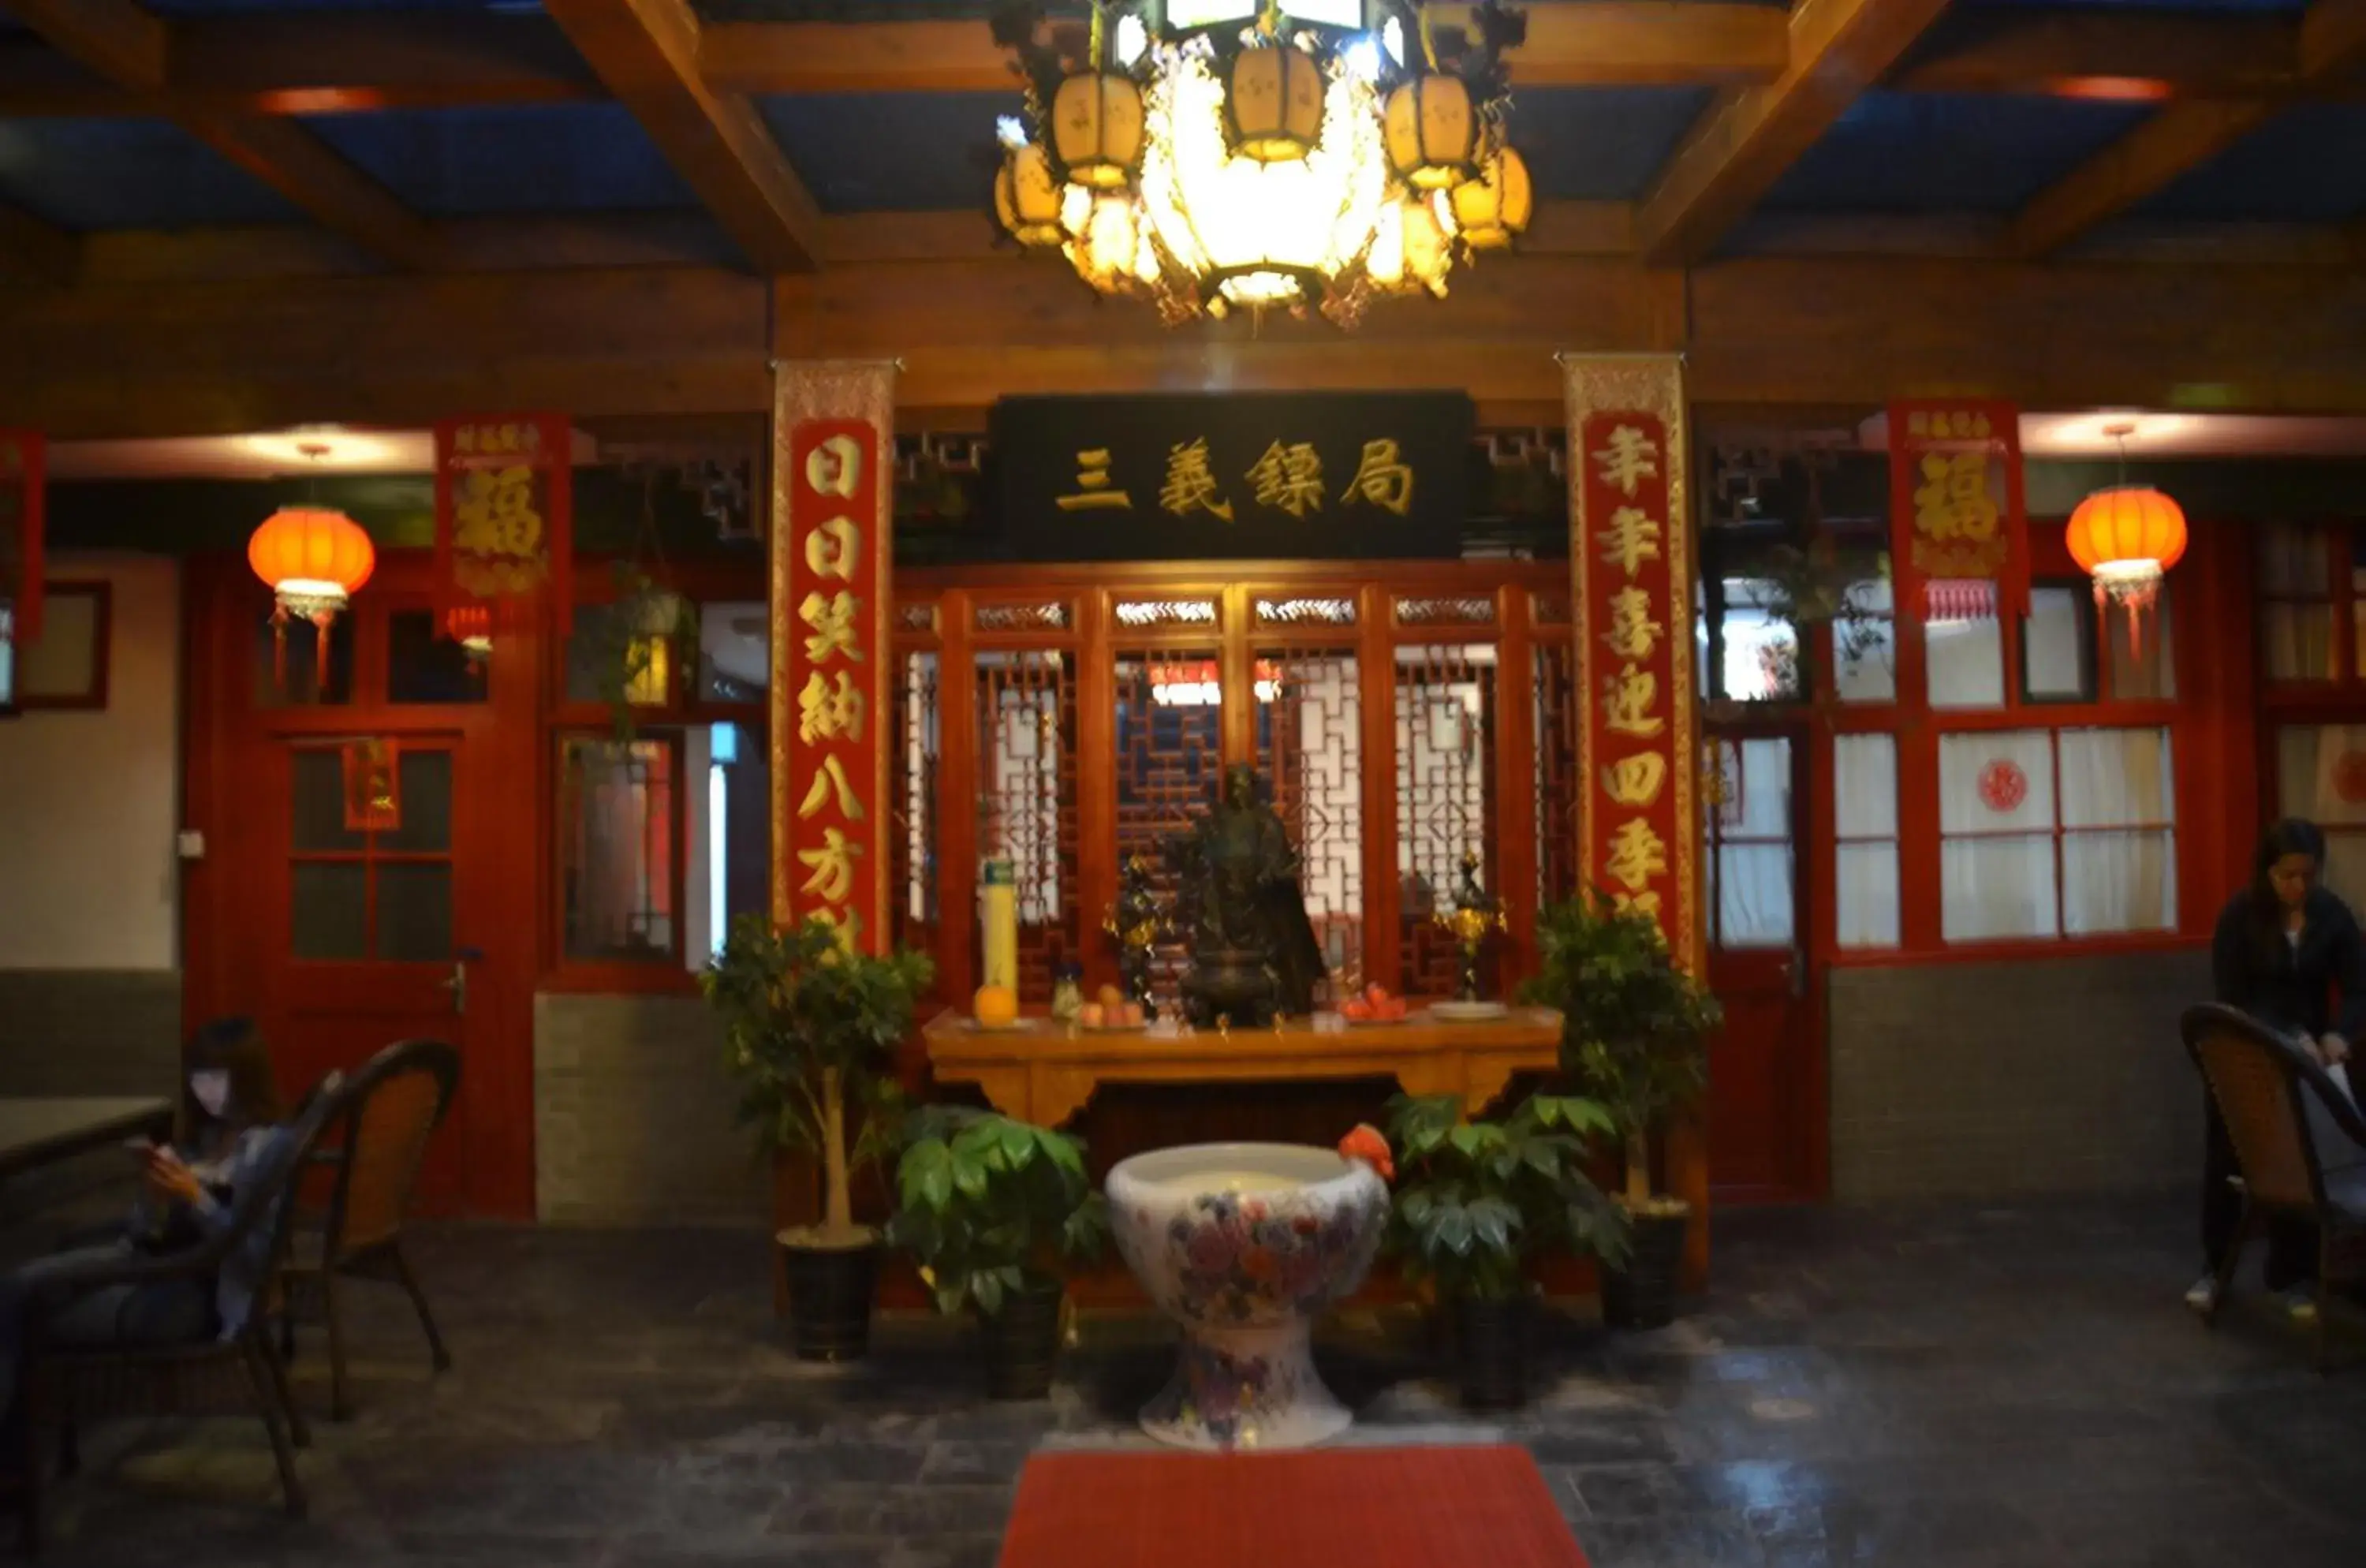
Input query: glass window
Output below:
<box><xmin>2256</xmin><ymin>521</ymin><xmax>2334</xmax><ymax>683</ymax></box>
<box><xmin>1707</xmin><ymin>577</ymin><xmax>1801</xmax><ymax>703</ymax></box>
<box><xmin>1707</xmin><ymin>737</ymin><xmax>1793</xmax><ymax>950</ymax></box>
<box><xmin>386</xmin><ymin>610</ymin><xmax>489</xmax><ymax>705</ymax></box>
<box><xmin>2106</xmin><ymin>582</ymin><xmax>2177</xmax><ymax>701</ymax></box>
<box><xmin>699</xmin><ymin>601</ymin><xmax>767</xmax><ymax>704</ymax></box>
<box><xmin>1939</xmin><ymin>727</ymin><xmax>2175</xmax><ymax>943</ymax></box>
<box><xmin>2275</xmin><ymin>725</ymin><xmax>2366</xmax><ymax>915</ymax></box>
<box><xmin>2021</xmin><ymin>585</ymin><xmax>2094</xmax><ymax>704</ymax></box>
<box><xmin>1926</xmin><ymin>618</ymin><xmax>2006</xmax><ymax>710</ymax></box>
<box><xmin>566</xmin><ymin>601</ymin><xmax>677</xmax><ymax>709</ymax></box>
<box><xmin>256</xmin><ymin>612</ymin><xmax>353</xmax><ymax>707</ymax></box>
<box><xmin>1835</xmin><ymin>573</ymin><xmax>1896</xmax><ymax>704</ymax></box>
<box><xmin>559</xmin><ymin>736</ymin><xmax>681</xmax><ymax>963</ymax></box>
<box><xmin>1834</xmin><ymin>734</ymin><xmax>1899</xmax><ymax>949</ymax></box>
<box><xmin>692</xmin><ymin>721</ymin><xmax>769</xmax><ymax>966</ymax></box>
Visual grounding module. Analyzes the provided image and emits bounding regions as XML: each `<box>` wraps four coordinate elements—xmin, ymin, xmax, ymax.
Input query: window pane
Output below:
<box><xmin>1939</xmin><ymin>730</ymin><xmax>2054</xmax><ymax>835</ymax></box>
<box><xmin>1713</xmin><ymin>578</ymin><xmax>1798</xmax><ymax>702</ymax></box>
<box><xmin>379</xmin><ymin>749</ymin><xmax>454</xmax><ymax>853</ymax></box>
<box><xmin>256</xmin><ymin>613</ymin><xmax>353</xmax><ymax>707</ymax></box>
<box><xmin>2277</xmin><ymin>724</ymin><xmax>2366</xmax><ymax>828</ymax></box>
<box><xmin>375</xmin><ymin>862</ymin><xmax>453</xmax><ymax>960</ymax></box>
<box><xmin>1837</xmin><ymin>842</ymin><xmax>1901</xmax><ymax>949</ymax></box>
<box><xmin>2323</xmin><ymin>830</ymin><xmax>2366</xmax><ymax>919</ymax></box>
<box><xmin>1926</xmin><ymin>618</ymin><xmax>2005</xmax><ymax>709</ymax></box>
<box><xmin>699</xmin><ymin>600</ymin><xmax>767</xmax><ymax>703</ymax></box>
<box><xmin>1715</xmin><ymin>737</ymin><xmax>1791</xmax><ymax>840</ymax></box>
<box><xmin>2021</xmin><ymin>586</ymin><xmax>2092</xmax><ymax>703</ymax></box>
<box><xmin>566</xmin><ymin>602</ymin><xmax>676</xmax><ymax>707</ymax></box>
<box><xmin>2256</xmin><ymin>521</ymin><xmax>2330</xmax><ymax>595</ymax></box>
<box><xmin>386</xmin><ymin>610</ymin><xmax>488</xmax><ymax>704</ymax></box>
<box><xmin>2260</xmin><ymin>604</ymin><xmax>2335</xmax><ymax>682</ymax></box>
<box><xmin>2062</xmin><ymin>830</ymin><xmax>2175</xmax><ymax>935</ymax></box>
<box><xmin>1834</xmin><ymin>734</ymin><xmax>1898</xmax><ymax>840</ymax></box>
<box><xmin>2058</xmin><ymin>727</ymin><xmax>2173</xmax><ymax>829</ymax></box>
<box><xmin>2107</xmin><ymin>583</ymin><xmax>2176</xmax><ymax>700</ymax></box>
<box><xmin>291</xmin><ymin>862</ymin><xmax>368</xmax><ymax>958</ymax></box>
<box><xmin>1942</xmin><ymin>835</ymin><xmax>2058</xmax><ymax>942</ymax></box>
<box><xmin>560</xmin><ymin>737</ymin><xmax>679</xmax><ymax>962</ymax></box>
<box><xmin>1835</xmin><ymin>575</ymin><xmax>1896</xmax><ymax>704</ymax></box>
<box><xmin>1717</xmin><ymin>845</ymin><xmax>1793</xmax><ymax>948</ymax></box>
<box><xmin>291</xmin><ymin>748</ymin><xmax>364</xmax><ymax>852</ymax></box>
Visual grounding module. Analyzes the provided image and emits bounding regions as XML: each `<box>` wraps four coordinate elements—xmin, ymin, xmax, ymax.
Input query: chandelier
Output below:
<box><xmin>991</xmin><ymin>1</ymin><xmax>1531</xmax><ymax>327</ymax></box>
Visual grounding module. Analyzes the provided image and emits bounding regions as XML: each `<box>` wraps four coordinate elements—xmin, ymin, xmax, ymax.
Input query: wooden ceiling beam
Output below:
<box><xmin>1637</xmin><ymin>0</ymin><xmax>1956</xmax><ymax>267</ymax></box>
<box><xmin>0</xmin><ymin>200</ymin><xmax>77</xmax><ymax>286</ymax></box>
<box><xmin>0</xmin><ymin>0</ymin><xmax>443</xmax><ymax>271</ymax></box>
<box><xmin>2011</xmin><ymin>0</ymin><xmax>2366</xmax><ymax>257</ymax></box>
<box><xmin>541</xmin><ymin>0</ymin><xmax>823</xmax><ymax>274</ymax></box>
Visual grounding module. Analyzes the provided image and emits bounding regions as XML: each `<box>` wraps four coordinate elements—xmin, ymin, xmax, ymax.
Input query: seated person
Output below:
<box><xmin>0</xmin><ymin>1019</ymin><xmax>294</xmax><ymax>1450</ymax></box>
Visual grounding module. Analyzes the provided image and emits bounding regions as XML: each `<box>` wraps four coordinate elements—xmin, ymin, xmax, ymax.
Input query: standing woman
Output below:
<box><xmin>2201</xmin><ymin>818</ymin><xmax>2366</xmax><ymax>1316</ymax></box>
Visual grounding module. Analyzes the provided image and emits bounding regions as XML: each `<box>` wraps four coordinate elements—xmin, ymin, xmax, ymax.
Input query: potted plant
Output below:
<box><xmin>1383</xmin><ymin>1093</ymin><xmax>1627</xmax><ymax>1409</ymax></box>
<box><xmin>705</xmin><ymin>913</ymin><xmax>933</xmax><ymax>1361</ymax></box>
<box><xmin>1523</xmin><ymin>894</ymin><xmax>1721</xmax><ymax>1330</ymax></box>
<box><xmin>889</xmin><ymin>1105</ymin><xmax>1108</xmax><ymax>1399</ymax></box>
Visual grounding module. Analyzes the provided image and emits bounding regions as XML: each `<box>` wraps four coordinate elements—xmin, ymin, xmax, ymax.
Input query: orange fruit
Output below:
<box><xmin>973</xmin><ymin>984</ymin><xmax>1019</xmax><ymax>1028</ymax></box>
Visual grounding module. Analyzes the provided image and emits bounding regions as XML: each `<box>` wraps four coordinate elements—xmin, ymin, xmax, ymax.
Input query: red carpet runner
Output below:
<box><xmin>997</xmin><ymin>1445</ymin><xmax>1590</xmax><ymax>1568</ymax></box>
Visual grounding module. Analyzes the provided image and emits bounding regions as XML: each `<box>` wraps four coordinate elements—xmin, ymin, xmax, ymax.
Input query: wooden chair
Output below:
<box><xmin>11</xmin><ymin>1072</ymin><xmax>349</xmax><ymax>1551</ymax></box>
<box><xmin>278</xmin><ymin>1039</ymin><xmax>460</xmax><ymax>1421</ymax></box>
<box><xmin>2181</xmin><ymin>1003</ymin><xmax>2366</xmax><ymax>1370</ymax></box>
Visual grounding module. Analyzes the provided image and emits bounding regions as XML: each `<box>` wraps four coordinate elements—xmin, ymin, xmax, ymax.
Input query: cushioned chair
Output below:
<box><xmin>11</xmin><ymin>1072</ymin><xmax>349</xmax><ymax>1551</ymax></box>
<box><xmin>278</xmin><ymin>1039</ymin><xmax>459</xmax><ymax>1421</ymax></box>
<box><xmin>2181</xmin><ymin>1002</ymin><xmax>2366</xmax><ymax>1370</ymax></box>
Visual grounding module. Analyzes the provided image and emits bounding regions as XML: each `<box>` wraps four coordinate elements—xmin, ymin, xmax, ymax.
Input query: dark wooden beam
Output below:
<box><xmin>1895</xmin><ymin>12</ymin><xmax>2307</xmax><ymax>100</ymax></box>
<box><xmin>2011</xmin><ymin>0</ymin><xmax>2366</xmax><ymax>256</ymax></box>
<box><xmin>0</xmin><ymin>200</ymin><xmax>77</xmax><ymax>286</ymax></box>
<box><xmin>1638</xmin><ymin>0</ymin><xmax>1956</xmax><ymax>267</ymax></box>
<box><xmin>542</xmin><ymin>0</ymin><xmax>822</xmax><ymax>274</ymax></box>
<box><xmin>0</xmin><ymin>0</ymin><xmax>442</xmax><ymax>270</ymax></box>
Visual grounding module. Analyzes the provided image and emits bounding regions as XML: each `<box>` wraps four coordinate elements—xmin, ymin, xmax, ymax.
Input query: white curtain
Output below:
<box><xmin>1835</xmin><ymin>576</ymin><xmax>1896</xmax><ymax>704</ymax></box>
<box><xmin>2278</xmin><ymin>724</ymin><xmax>2366</xmax><ymax>914</ymax></box>
<box><xmin>2258</xmin><ymin>523</ymin><xmax>2335</xmax><ymax>682</ymax></box>
<box><xmin>1715</xmin><ymin>737</ymin><xmax>1792</xmax><ymax>949</ymax></box>
<box><xmin>1834</xmin><ymin>734</ymin><xmax>1899</xmax><ymax>948</ymax></box>
<box><xmin>2058</xmin><ymin>727</ymin><xmax>2176</xmax><ymax>935</ymax></box>
<box><xmin>1939</xmin><ymin>730</ymin><xmax>2057</xmax><ymax>940</ymax></box>
<box><xmin>1926</xmin><ymin>618</ymin><xmax>2006</xmax><ymax>710</ymax></box>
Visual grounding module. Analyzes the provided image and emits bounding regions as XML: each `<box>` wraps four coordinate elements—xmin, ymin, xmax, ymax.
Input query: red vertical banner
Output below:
<box><xmin>0</xmin><ymin>430</ymin><xmax>46</xmax><ymax>644</ymax></box>
<box><xmin>1566</xmin><ymin>357</ymin><xmax>1701</xmax><ymax>977</ymax></box>
<box><xmin>771</xmin><ymin>363</ymin><xmax>896</xmax><ymax>954</ymax></box>
<box><xmin>432</xmin><ymin>413</ymin><xmax>573</xmax><ymax>633</ymax></box>
<box><xmin>1886</xmin><ymin>400</ymin><xmax>2026</xmax><ymax>624</ymax></box>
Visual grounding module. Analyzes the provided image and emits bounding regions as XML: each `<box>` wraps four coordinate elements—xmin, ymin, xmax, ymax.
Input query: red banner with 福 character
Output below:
<box><xmin>0</xmin><ymin>430</ymin><xmax>46</xmax><ymax>645</ymax></box>
<box><xmin>432</xmin><ymin>413</ymin><xmax>573</xmax><ymax>636</ymax></box>
<box><xmin>1566</xmin><ymin>357</ymin><xmax>1701</xmax><ymax>977</ymax></box>
<box><xmin>771</xmin><ymin>364</ymin><xmax>895</xmax><ymax>955</ymax></box>
<box><xmin>1886</xmin><ymin>400</ymin><xmax>2027</xmax><ymax>625</ymax></box>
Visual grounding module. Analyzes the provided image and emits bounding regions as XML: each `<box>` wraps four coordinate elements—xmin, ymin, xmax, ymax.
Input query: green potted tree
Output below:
<box><xmin>1384</xmin><ymin>1092</ymin><xmax>1627</xmax><ymax>1409</ymax></box>
<box><xmin>1523</xmin><ymin>894</ymin><xmax>1720</xmax><ymax>1330</ymax></box>
<box><xmin>890</xmin><ymin>1106</ymin><xmax>1107</xmax><ymax>1399</ymax></box>
<box><xmin>704</xmin><ymin>914</ymin><xmax>933</xmax><ymax>1361</ymax></box>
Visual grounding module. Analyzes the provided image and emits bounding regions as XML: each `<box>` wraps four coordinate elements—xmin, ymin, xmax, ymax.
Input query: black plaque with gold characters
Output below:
<box><xmin>991</xmin><ymin>391</ymin><xmax>1472</xmax><ymax>561</ymax></box>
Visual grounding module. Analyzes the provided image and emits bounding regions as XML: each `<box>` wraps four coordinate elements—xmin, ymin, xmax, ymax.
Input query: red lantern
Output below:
<box><xmin>248</xmin><ymin>504</ymin><xmax>375</xmax><ymax>693</ymax></box>
<box><xmin>2066</xmin><ymin>483</ymin><xmax>2185</xmax><ymax>655</ymax></box>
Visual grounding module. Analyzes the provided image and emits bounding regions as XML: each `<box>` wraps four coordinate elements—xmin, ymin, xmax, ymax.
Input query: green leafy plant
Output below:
<box><xmin>1384</xmin><ymin>1092</ymin><xmax>1628</xmax><ymax>1301</ymax></box>
<box><xmin>577</xmin><ymin>564</ymin><xmax>700</xmax><ymax>741</ymax></box>
<box><xmin>703</xmin><ymin>915</ymin><xmax>934</xmax><ymax>1246</ymax></box>
<box><xmin>1521</xmin><ymin>894</ymin><xmax>1721</xmax><ymax>1208</ymax></box>
<box><xmin>890</xmin><ymin>1106</ymin><xmax>1108</xmax><ymax>1316</ymax></box>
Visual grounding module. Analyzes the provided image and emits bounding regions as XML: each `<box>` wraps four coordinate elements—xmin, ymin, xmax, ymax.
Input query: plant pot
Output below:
<box><xmin>976</xmin><ymin>1278</ymin><xmax>1066</xmax><ymax>1401</ymax></box>
<box><xmin>1601</xmin><ymin>1208</ymin><xmax>1688</xmax><ymax>1331</ymax></box>
<box><xmin>778</xmin><ymin>1229</ymin><xmax>880</xmax><ymax>1362</ymax></box>
<box><xmin>1449</xmin><ymin>1292</ymin><xmax>1531</xmax><ymax>1411</ymax></box>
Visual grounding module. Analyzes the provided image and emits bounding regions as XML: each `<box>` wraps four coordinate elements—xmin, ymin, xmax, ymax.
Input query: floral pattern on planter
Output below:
<box><xmin>1108</xmin><ymin>1143</ymin><xmax>1390</xmax><ymax>1451</ymax></box>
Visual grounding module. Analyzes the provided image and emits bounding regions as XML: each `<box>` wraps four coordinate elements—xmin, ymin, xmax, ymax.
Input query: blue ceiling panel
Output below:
<box><xmin>302</xmin><ymin>104</ymin><xmax>700</xmax><ymax>217</ymax></box>
<box><xmin>1764</xmin><ymin>91</ymin><xmax>2152</xmax><ymax>215</ymax></box>
<box><xmin>0</xmin><ymin>118</ymin><xmax>302</xmax><ymax>230</ymax></box>
<box><xmin>2133</xmin><ymin>104</ymin><xmax>2366</xmax><ymax>224</ymax></box>
<box><xmin>759</xmin><ymin>90</ymin><xmax>1022</xmax><ymax>212</ymax></box>
<box><xmin>1513</xmin><ymin>87</ymin><xmax>1713</xmax><ymax>202</ymax></box>
<box><xmin>143</xmin><ymin>2</ymin><xmax>540</xmax><ymax>13</ymax></box>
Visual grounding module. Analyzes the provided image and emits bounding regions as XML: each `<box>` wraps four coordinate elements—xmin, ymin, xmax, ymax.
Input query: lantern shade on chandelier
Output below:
<box><xmin>990</xmin><ymin>0</ymin><xmax>1532</xmax><ymax>326</ymax></box>
<box><xmin>2066</xmin><ymin>424</ymin><xmax>2188</xmax><ymax>655</ymax></box>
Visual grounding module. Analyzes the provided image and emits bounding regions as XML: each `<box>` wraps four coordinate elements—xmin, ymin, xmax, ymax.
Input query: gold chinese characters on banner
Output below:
<box><xmin>771</xmin><ymin>363</ymin><xmax>895</xmax><ymax>955</ymax></box>
<box><xmin>1886</xmin><ymin>400</ymin><xmax>2026</xmax><ymax>623</ymax></box>
<box><xmin>1566</xmin><ymin>357</ymin><xmax>1700</xmax><ymax>976</ymax></box>
<box><xmin>433</xmin><ymin>413</ymin><xmax>573</xmax><ymax>632</ymax></box>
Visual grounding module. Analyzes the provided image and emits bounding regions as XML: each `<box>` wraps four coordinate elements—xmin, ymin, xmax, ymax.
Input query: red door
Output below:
<box><xmin>264</xmin><ymin>731</ymin><xmax>482</xmax><ymax>1213</ymax></box>
<box><xmin>1704</xmin><ymin>729</ymin><xmax>1818</xmax><ymax>1201</ymax></box>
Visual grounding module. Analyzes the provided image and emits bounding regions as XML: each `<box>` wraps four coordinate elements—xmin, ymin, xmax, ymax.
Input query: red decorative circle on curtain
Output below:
<box><xmin>2334</xmin><ymin>752</ymin><xmax>2366</xmax><ymax>805</ymax></box>
<box><xmin>1978</xmin><ymin>759</ymin><xmax>2028</xmax><ymax>814</ymax></box>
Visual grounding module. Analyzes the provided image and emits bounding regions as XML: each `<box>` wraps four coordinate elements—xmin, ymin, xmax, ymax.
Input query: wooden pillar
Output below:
<box><xmin>1562</xmin><ymin>353</ymin><xmax>1711</xmax><ymax>1287</ymax></box>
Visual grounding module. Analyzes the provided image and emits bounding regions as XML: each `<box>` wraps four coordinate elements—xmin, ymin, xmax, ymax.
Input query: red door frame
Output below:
<box><xmin>181</xmin><ymin>551</ymin><xmax>540</xmax><ymax>1219</ymax></box>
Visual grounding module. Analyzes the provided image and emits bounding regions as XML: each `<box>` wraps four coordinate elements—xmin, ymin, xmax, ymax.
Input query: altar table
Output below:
<box><xmin>921</xmin><ymin>1008</ymin><xmax>1564</xmax><ymax>1129</ymax></box>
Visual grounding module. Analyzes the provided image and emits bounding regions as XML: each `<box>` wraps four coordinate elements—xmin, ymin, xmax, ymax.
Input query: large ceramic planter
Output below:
<box><xmin>1106</xmin><ymin>1143</ymin><xmax>1388</xmax><ymax>1451</ymax></box>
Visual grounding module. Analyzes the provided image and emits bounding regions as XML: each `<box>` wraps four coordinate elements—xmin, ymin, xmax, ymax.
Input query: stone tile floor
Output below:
<box><xmin>15</xmin><ymin>1196</ymin><xmax>2366</xmax><ymax>1566</ymax></box>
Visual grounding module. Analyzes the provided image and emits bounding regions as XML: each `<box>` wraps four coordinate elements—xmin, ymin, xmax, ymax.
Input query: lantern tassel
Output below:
<box><xmin>270</xmin><ymin>604</ymin><xmax>289</xmax><ymax>693</ymax></box>
<box><xmin>313</xmin><ymin>612</ymin><xmax>335</xmax><ymax>700</ymax></box>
